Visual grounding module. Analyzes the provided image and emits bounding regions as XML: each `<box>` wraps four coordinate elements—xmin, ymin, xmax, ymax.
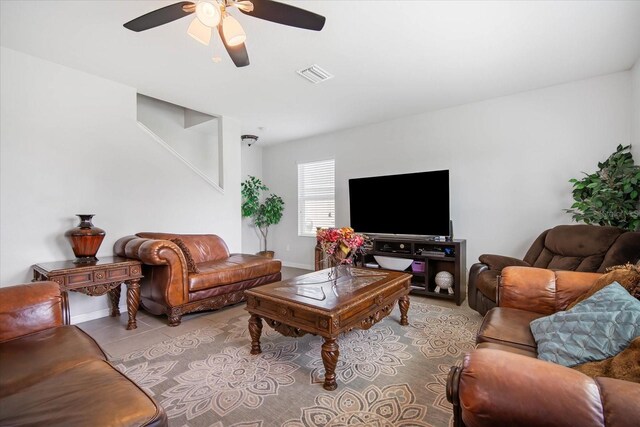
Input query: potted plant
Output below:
<box><xmin>241</xmin><ymin>176</ymin><xmax>285</xmax><ymax>257</ymax></box>
<box><xmin>566</xmin><ymin>144</ymin><xmax>640</xmax><ymax>231</ymax></box>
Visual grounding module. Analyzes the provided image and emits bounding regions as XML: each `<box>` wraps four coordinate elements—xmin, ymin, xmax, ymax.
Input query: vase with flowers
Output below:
<box><xmin>316</xmin><ymin>227</ymin><xmax>368</xmax><ymax>281</ymax></box>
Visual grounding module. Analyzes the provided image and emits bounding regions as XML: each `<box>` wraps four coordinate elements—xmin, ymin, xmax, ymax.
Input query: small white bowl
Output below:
<box><xmin>374</xmin><ymin>255</ymin><xmax>413</xmax><ymax>271</ymax></box>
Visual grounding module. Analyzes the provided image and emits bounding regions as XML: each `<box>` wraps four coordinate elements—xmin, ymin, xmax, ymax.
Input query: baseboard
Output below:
<box><xmin>70</xmin><ymin>264</ymin><xmax>313</xmax><ymax>323</ymax></box>
<box><xmin>70</xmin><ymin>303</ymin><xmax>128</xmax><ymax>324</ymax></box>
<box><xmin>282</xmin><ymin>261</ymin><xmax>314</xmax><ymax>271</ymax></box>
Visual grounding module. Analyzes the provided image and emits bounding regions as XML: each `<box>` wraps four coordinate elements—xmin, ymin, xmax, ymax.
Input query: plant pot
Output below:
<box><xmin>64</xmin><ymin>214</ymin><xmax>106</xmax><ymax>263</ymax></box>
<box><xmin>257</xmin><ymin>250</ymin><xmax>275</xmax><ymax>258</ymax></box>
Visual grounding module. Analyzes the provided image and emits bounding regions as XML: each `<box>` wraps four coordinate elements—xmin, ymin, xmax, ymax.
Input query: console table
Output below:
<box><xmin>359</xmin><ymin>237</ymin><xmax>467</xmax><ymax>305</ymax></box>
<box><xmin>32</xmin><ymin>256</ymin><xmax>143</xmax><ymax>330</ymax></box>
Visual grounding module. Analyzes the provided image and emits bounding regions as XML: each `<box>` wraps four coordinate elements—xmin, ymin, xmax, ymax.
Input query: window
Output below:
<box><xmin>298</xmin><ymin>159</ymin><xmax>335</xmax><ymax>236</ymax></box>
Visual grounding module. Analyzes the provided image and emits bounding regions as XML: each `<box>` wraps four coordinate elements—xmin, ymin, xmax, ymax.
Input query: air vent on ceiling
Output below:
<box><xmin>297</xmin><ymin>64</ymin><xmax>334</xmax><ymax>84</ymax></box>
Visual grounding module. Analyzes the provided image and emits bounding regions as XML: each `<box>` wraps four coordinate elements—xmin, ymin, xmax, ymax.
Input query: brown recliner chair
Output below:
<box><xmin>115</xmin><ymin>233</ymin><xmax>282</xmax><ymax>326</ymax></box>
<box><xmin>468</xmin><ymin>224</ymin><xmax>640</xmax><ymax>315</ymax></box>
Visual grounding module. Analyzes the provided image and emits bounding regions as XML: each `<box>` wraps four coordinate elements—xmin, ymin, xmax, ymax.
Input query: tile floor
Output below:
<box><xmin>78</xmin><ymin>266</ymin><xmax>467</xmax><ymax>359</ymax></box>
<box><xmin>77</xmin><ymin>266</ymin><xmax>311</xmax><ymax>359</ymax></box>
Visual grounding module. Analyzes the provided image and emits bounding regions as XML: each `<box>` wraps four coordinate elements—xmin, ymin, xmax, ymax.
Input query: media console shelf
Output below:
<box><xmin>360</xmin><ymin>237</ymin><xmax>467</xmax><ymax>305</ymax></box>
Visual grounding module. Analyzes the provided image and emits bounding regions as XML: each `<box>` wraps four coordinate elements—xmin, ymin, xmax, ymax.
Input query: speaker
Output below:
<box><xmin>446</xmin><ymin>220</ymin><xmax>454</xmax><ymax>241</ymax></box>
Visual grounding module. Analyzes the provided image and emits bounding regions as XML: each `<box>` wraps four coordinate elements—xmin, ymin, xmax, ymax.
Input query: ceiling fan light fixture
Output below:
<box><xmin>234</xmin><ymin>1</ymin><xmax>255</xmax><ymax>13</ymax></box>
<box><xmin>222</xmin><ymin>15</ymin><xmax>247</xmax><ymax>46</ymax></box>
<box><xmin>187</xmin><ymin>18</ymin><xmax>212</xmax><ymax>45</ymax></box>
<box><xmin>123</xmin><ymin>0</ymin><xmax>326</xmax><ymax>68</ymax></box>
<box><xmin>196</xmin><ymin>1</ymin><xmax>221</xmax><ymax>27</ymax></box>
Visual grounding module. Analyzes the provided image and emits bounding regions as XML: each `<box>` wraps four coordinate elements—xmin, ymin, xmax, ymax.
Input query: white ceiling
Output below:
<box><xmin>2</xmin><ymin>1</ymin><xmax>640</xmax><ymax>145</ymax></box>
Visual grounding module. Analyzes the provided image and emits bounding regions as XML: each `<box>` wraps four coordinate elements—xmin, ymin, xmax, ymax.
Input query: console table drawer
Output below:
<box><xmin>103</xmin><ymin>266</ymin><xmax>131</xmax><ymax>281</ymax></box>
<box><xmin>67</xmin><ymin>272</ymin><xmax>94</xmax><ymax>287</ymax></box>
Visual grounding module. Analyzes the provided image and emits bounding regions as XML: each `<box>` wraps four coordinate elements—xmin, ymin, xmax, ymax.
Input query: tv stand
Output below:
<box><xmin>360</xmin><ymin>236</ymin><xmax>467</xmax><ymax>305</ymax></box>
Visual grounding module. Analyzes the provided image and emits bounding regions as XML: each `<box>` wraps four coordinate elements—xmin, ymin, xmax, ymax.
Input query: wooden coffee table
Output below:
<box><xmin>245</xmin><ymin>268</ymin><xmax>411</xmax><ymax>390</ymax></box>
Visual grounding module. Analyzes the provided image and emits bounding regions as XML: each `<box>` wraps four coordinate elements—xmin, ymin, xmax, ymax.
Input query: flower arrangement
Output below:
<box><xmin>316</xmin><ymin>227</ymin><xmax>368</xmax><ymax>265</ymax></box>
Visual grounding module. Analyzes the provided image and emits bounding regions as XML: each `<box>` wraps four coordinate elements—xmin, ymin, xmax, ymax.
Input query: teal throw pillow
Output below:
<box><xmin>530</xmin><ymin>282</ymin><xmax>640</xmax><ymax>367</ymax></box>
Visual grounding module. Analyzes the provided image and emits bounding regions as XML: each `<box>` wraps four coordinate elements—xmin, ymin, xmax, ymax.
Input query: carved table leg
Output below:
<box><xmin>108</xmin><ymin>284</ymin><xmax>121</xmax><ymax>317</ymax></box>
<box><xmin>321</xmin><ymin>337</ymin><xmax>340</xmax><ymax>391</ymax></box>
<box><xmin>249</xmin><ymin>314</ymin><xmax>263</xmax><ymax>355</ymax></box>
<box><xmin>399</xmin><ymin>295</ymin><xmax>410</xmax><ymax>326</ymax></box>
<box><xmin>126</xmin><ymin>279</ymin><xmax>141</xmax><ymax>330</ymax></box>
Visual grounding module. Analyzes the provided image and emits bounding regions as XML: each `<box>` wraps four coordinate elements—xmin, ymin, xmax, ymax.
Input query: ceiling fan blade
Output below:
<box><xmin>239</xmin><ymin>0</ymin><xmax>325</xmax><ymax>31</ymax></box>
<box><xmin>124</xmin><ymin>2</ymin><xmax>195</xmax><ymax>32</ymax></box>
<box><xmin>218</xmin><ymin>25</ymin><xmax>250</xmax><ymax>67</ymax></box>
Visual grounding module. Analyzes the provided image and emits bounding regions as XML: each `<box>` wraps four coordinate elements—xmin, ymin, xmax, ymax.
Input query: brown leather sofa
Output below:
<box><xmin>447</xmin><ymin>267</ymin><xmax>640</xmax><ymax>427</ymax></box>
<box><xmin>0</xmin><ymin>281</ymin><xmax>167</xmax><ymax>427</ymax></box>
<box><xmin>115</xmin><ymin>233</ymin><xmax>282</xmax><ymax>326</ymax></box>
<box><xmin>469</xmin><ymin>224</ymin><xmax>640</xmax><ymax>315</ymax></box>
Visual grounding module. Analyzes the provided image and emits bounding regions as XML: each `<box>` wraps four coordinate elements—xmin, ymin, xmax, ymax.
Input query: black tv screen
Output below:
<box><xmin>349</xmin><ymin>170</ymin><xmax>450</xmax><ymax>237</ymax></box>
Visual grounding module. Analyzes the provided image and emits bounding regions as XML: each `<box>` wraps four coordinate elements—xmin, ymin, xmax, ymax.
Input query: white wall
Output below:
<box><xmin>632</xmin><ymin>59</ymin><xmax>640</xmax><ymax>155</ymax></box>
<box><xmin>240</xmin><ymin>143</ymin><xmax>263</xmax><ymax>254</ymax></box>
<box><xmin>263</xmin><ymin>72</ymin><xmax>632</xmax><ymax>270</ymax></box>
<box><xmin>0</xmin><ymin>47</ymin><xmax>242</xmax><ymax>322</ymax></box>
<box><xmin>137</xmin><ymin>94</ymin><xmax>221</xmax><ymax>188</ymax></box>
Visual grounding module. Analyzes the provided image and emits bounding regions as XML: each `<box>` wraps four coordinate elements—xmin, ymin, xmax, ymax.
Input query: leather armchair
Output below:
<box><xmin>468</xmin><ymin>224</ymin><xmax>640</xmax><ymax>315</ymax></box>
<box><xmin>447</xmin><ymin>267</ymin><xmax>640</xmax><ymax>427</ymax></box>
<box><xmin>0</xmin><ymin>282</ymin><xmax>167</xmax><ymax>426</ymax></box>
<box><xmin>115</xmin><ymin>233</ymin><xmax>282</xmax><ymax>326</ymax></box>
<box><xmin>447</xmin><ymin>349</ymin><xmax>639</xmax><ymax>427</ymax></box>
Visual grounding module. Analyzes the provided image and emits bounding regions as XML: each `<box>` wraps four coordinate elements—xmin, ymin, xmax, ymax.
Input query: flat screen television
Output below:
<box><xmin>349</xmin><ymin>169</ymin><xmax>450</xmax><ymax>237</ymax></box>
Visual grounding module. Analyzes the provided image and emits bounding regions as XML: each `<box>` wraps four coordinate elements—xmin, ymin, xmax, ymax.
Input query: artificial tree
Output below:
<box><xmin>566</xmin><ymin>144</ymin><xmax>640</xmax><ymax>231</ymax></box>
<box><xmin>241</xmin><ymin>176</ymin><xmax>285</xmax><ymax>256</ymax></box>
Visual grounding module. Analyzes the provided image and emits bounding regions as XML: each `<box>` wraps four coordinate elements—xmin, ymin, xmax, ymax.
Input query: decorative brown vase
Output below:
<box><xmin>257</xmin><ymin>250</ymin><xmax>275</xmax><ymax>259</ymax></box>
<box><xmin>64</xmin><ymin>214</ymin><xmax>106</xmax><ymax>263</ymax></box>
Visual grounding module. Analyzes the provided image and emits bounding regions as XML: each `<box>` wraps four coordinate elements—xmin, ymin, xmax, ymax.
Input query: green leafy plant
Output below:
<box><xmin>566</xmin><ymin>144</ymin><xmax>640</xmax><ymax>231</ymax></box>
<box><xmin>241</xmin><ymin>176</ymin><xmax>285</xmax><ymax>252</ymax></box>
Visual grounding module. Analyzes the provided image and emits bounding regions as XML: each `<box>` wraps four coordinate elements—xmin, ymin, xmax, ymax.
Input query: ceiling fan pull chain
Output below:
<box><xmin>211</xmin><ymin>31</ymin><xmax>222</xmax><ymax>63</ymax></box>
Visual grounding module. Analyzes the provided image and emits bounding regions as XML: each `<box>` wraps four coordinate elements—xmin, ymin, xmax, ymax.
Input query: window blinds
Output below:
<box><xmin>298</xmin><ymin>159</ymin><xmax>335</xmax><ymax>236</ymax></box>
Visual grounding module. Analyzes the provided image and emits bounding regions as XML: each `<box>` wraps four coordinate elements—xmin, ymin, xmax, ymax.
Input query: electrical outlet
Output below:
<box><xmin>286</xmin><ymin>244</ymin><xmax>290</xmax><ymax>251</ymax></box>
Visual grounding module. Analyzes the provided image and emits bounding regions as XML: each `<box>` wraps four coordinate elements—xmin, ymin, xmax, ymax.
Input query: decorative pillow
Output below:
<box><xmin>566</xmin><ymin>263</ymin><xmax>640</xmax><ymax>310</ymax></box>
<box><xmin>572</xmin><ymin>337</ymin><xmax>640</xmax><ymax>383</ymax></box>
<box><xmin>170</xmin><ymin>238</ymin><xmax>200</xmax><ymax>274</ymax></box>
<box><xmin>530</xmin><ymin>282</ymin><xmax>640</xmax><ymax>367</ymax></box>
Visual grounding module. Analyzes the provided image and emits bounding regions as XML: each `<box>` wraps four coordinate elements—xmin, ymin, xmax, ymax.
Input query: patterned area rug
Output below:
<box><xmin>114</xmin><ymin>298</ymin><xmax>482</xmax><ymax>427</ymax></box>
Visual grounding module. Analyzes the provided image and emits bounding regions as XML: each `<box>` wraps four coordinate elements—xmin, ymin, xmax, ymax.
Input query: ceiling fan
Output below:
<box><xmin>123</xmin><ymin>0</ymin><xmax>326</xmax><ymax>67</ymax></box>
